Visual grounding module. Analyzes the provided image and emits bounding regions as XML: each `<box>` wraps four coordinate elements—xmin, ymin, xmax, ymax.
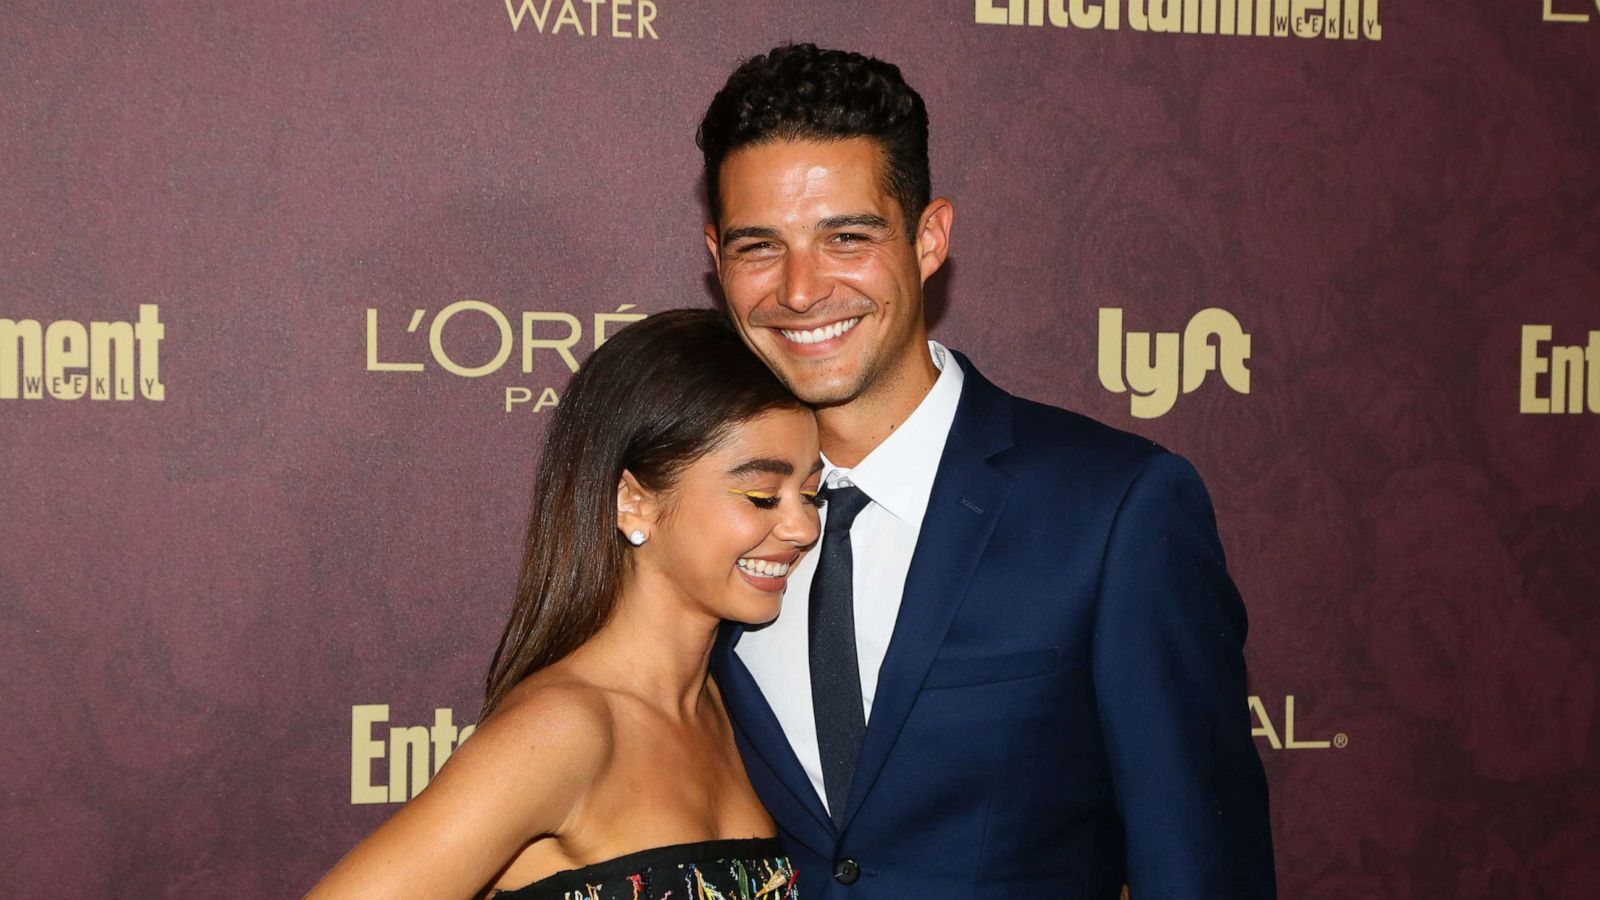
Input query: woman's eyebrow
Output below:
<box><xmin>726</xmin><ymin>457</ymin><xmax>794</xmax><ymax>478</ymax></box>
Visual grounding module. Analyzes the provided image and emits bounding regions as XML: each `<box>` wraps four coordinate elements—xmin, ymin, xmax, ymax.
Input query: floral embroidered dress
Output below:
<box><xmin>493</xmin><ymin>837</ymin><xmax>797</xmax><ymax>900</ymax></box>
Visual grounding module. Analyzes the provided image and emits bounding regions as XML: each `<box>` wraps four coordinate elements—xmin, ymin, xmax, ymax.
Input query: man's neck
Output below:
<box><xmin>816</xmin><ymin>347</ymin><xmax>940</xmax><ymax>468</ymax></box>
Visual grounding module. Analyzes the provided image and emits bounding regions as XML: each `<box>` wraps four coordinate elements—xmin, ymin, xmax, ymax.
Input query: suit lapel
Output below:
<box><xmin>712</xmin><ymin>623</ymin><xmax>836</xmax><ymax>850</ymax></box>
<box><xmin>840</xmin><ymin>359</ymin><xmax>1015</xmax><ymax>829</ymax></box>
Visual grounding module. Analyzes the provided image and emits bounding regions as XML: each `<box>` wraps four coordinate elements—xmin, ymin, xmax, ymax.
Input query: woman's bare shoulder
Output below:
<box><xmin>457</xmin><ymin>671</ymin><xmax>618</xmax><ymax>789</ymax></box>
<box><xmin>303</xmin><ymin>673</ymin><xmax>619</xmax><ymax>898</ymax></box>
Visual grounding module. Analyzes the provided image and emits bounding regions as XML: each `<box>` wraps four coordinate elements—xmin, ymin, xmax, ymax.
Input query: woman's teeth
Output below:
<box><xmin>737</xmin><ymin>558</ymin><xmax>791</xmax><ymax>578</ymax></box>
<box><xmin>780</xmin><ymin>317</ymin><xmax>861</xmax><ymax>345</ymax></box>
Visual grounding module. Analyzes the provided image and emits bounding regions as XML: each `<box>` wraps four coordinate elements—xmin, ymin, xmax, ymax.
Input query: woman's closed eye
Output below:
<box><xmin>728</xmin><ymin>489</ymin><xmax>826</xmax><ymax>510</ymax></box>
<box><xmin>728</xmin><ymin>489</ymin><xmax>780</xmax><ymax>510</ymax></box>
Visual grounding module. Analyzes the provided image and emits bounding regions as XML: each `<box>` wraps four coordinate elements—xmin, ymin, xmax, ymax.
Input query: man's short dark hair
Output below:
<box><xmin>697</xmin><ymin>43</ymin><xmax>930</xmax><ymax>242</ymax></box>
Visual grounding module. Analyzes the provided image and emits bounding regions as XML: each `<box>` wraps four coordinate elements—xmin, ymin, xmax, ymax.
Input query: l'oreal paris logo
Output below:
<box><xmin>1543</xmin><ymin>0</ymin><xmax>1600</xmax><ymax>23</ymax></box>
<box><xmin>1250</xmin><ymin>695</ymin><xmax>1347</xmax><ymax>750</ymax></box>
<box><xmin>364</xmin><ymin>300</ymin><xmax>649</xmax><ymax>414</ymax></box>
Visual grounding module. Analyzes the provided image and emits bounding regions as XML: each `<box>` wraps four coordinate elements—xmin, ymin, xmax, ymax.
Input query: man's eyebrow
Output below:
<box><xmin>721</xmin><ymin>225</ymin><xmax>781</xmax><ymax>248</ymax></box>
<box><xmin>726</xmin><ymin>457</ymin><xmax>795</xmax><ymax>478</ymax></box>
<box><xmin>818</xmin><ymin>213</ymin><xmax>892</xmax><ymax>232</ymax></box>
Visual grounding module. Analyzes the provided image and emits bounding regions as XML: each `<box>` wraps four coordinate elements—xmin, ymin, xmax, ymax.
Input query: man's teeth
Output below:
<box><xmin>780</xmin><ymin>317</ymin><xmax>861</xmax><ymax>345</ymax></box>
<box><xmin>737</xmin><ymin>558</ymin><xmax>792</xmax><ymax>578</ymax></box>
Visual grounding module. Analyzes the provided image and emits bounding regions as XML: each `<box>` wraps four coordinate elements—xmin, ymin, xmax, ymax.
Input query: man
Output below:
<box><xmin>700</xmin><ymin>44</ymin><xmax>1275</xmax><ymax>899</ymax></box>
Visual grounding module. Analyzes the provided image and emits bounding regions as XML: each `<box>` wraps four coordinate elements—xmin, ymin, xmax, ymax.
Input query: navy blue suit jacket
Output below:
<box><xmin>712</xmin><ymin>355</ymin><xmax>1275</xmax><ymax>899</ymax></box>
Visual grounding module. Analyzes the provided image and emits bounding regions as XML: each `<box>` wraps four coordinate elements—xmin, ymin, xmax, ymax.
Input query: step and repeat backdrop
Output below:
<box><xmin>3</xmin><ymin>1</ymin><xmax>1597</xmax><ymax>896</ymax></box>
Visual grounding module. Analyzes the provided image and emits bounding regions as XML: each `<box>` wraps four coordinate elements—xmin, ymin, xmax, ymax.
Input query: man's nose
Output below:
<box><xmin>777</xmin><ymin>251</ymin><xmax>831</xmax><ymax>314</ymax></box>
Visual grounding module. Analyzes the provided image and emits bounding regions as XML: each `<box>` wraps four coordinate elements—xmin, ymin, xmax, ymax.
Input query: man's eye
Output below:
<box><xmin>736</xmin><ymin>241</ymin><xmax>775</xmax><ymax>254</ymax></box>
<box><xmin>832</xmin><ymin>233</ymin><xmax>867</xmax><ymax>245</ymax></box>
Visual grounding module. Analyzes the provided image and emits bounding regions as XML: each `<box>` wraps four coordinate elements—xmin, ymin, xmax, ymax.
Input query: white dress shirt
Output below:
<box><xmin>735</xmin><ymin>341</ymin><xmax>965</xmax><ymax>813</ymax></box>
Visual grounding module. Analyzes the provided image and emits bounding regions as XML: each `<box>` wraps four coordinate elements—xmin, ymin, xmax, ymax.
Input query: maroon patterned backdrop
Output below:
<box><xmin>3</xmin><ymin>2</ymin><xmax>1597</xmax><ymax>896</ymax></box>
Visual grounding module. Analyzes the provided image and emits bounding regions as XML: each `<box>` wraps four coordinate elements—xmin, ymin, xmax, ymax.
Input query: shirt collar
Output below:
<box><xmin>822</xmin><ymin>341</ymin><xmax>965</xmax><ymax>528</ymax></box>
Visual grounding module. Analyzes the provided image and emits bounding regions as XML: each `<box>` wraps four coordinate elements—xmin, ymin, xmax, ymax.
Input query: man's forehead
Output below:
<box><xmin>719</xmin><ymin>137</ymin><xmax>896</xmax><ymax>226</ymax></box>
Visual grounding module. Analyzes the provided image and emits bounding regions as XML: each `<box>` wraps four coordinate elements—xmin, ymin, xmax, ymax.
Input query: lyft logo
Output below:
<box><xmin>1098</xmin><ymin>307</ymin><xmax>1251</xmax><ymax>419</ymax></box>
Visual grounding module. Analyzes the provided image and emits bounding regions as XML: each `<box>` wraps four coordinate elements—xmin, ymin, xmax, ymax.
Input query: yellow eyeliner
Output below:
<box><xmin>728</xmin><ymin>489</ymin><xmax>821</xmax><ymax>504</ymax></box>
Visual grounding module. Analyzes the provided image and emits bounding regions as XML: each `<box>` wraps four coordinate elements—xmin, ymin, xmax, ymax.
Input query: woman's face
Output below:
<box><xmin>633</xmin><ymin>406</ymin><xmax>823</xmax><ymax>626</ymax></box>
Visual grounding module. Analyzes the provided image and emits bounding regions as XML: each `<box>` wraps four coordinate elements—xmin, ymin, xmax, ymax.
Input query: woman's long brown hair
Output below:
<box><xmin>479</xmin><ymin>308</ymin><xmax>803</xmax><ymax>723</ymax></box>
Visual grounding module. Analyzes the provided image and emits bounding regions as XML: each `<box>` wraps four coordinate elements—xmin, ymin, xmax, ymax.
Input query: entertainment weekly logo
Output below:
<box><xmin>1519</xmin><ymin>325</ymin><xmax>1599</xmax><ymax>414</ymax></box>
<box><xmin>975</xmin><ymin>0</ymin><xmax>1383</xmax><ymax>40</ymax></box>
<box><xmin>1098</xmin><ymin>307</ymin><xmax>1251</xmax><ymax>419</ymax></box>
<box><xmin>350</xmin><ymin>694</ymin><xmax>1341</xmax><ymax>804</ymax></box>
<box><xmin>350</xmin><ymin>705</ymin><xmax>477</xmax><ymax>804</ymax></box>
<box><xmin>364</xmin><ymin>300</ymin><xmax>649</xmax><ymax>414</ymax></box>
<box><xmin>1</xmin><ymin>305</ymin><xmax>166</xmax><ymax>402</ymax></box>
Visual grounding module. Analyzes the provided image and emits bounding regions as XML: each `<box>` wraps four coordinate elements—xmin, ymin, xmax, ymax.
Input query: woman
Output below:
<box><xmin>309</xmin><ymin>309</ymin><xmax>819</xmax><ymax>899</ymax></box>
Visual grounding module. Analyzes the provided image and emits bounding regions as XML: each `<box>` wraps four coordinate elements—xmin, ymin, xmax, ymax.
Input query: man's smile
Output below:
<box><xmin>777</xmin><ymin>317</ymin><xmax>863</xmax><ymax>346</ymax></box>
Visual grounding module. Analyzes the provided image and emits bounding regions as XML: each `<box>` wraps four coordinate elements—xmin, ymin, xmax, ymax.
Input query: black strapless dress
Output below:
<box><xmin>492</xmin><ymin>837</ymin><xmax>797</xmax><ymax>900</ymax></box>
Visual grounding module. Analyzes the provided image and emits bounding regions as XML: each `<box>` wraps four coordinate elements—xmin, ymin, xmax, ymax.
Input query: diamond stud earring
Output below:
<box><xmin>628</xmin><ymin>529</ymin><xmax>647</xmax><ymax>546</ymax></box>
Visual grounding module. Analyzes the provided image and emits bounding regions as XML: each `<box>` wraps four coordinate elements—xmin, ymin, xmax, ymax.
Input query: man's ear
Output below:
<box><xmin>616</xmin><ymin>469</ymin><xmax>659</xmax><ymax>541</ymax></box>
<box><xmin>704</xmin><ymin>224</ymin><xmax>723</xmax><ymax>272</ymax></box>
<box><xmin>915</xmin><ymin>198</ymin><xmax>955</xmax><ymax>284</ymax></box>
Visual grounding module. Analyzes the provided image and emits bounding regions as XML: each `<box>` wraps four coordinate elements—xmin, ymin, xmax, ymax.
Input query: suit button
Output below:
<box><xmin>833</xmin><ymin>858</ymin><xmax>861</xmax><ymax>885</ymax></box>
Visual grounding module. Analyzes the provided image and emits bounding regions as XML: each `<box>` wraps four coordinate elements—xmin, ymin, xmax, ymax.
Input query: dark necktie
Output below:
<box><xmin>810</xmin><ymin>483</ymin><xmax>873</xmax><ymax>826</ymax></box>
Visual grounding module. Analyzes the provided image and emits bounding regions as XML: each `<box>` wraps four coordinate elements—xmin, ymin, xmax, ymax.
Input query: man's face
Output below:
<box><xmin>706</xmin><ymin>138</ymin><xmax>944</xmax><ymax>408</ymax></box>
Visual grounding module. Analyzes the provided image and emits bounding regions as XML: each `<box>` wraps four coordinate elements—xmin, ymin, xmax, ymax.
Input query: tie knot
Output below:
<box><xmin>821</xmin><ymin>484</ymin><xmax>872</xmax><ymax>533</ymax></box>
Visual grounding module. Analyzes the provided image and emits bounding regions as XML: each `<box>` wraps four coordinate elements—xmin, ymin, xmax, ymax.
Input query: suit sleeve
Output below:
<box><xmin>1091</xmin><ymin>451</ymin><xmax>1276</xmax><ymax>899</ymax></box>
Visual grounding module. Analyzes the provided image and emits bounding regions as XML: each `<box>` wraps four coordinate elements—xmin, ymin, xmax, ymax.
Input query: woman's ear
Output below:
<box><xmin>616</xmin><ymin>470</ymin><xmax>658</xmax><ymax>544</ymax></box>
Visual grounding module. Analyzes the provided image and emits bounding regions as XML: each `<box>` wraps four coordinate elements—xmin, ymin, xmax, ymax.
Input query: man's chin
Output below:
<box><xmin>760</xmin><ymin>347</ymin><xmax>871</xmax><ymax>406</ymax></box>
<box><xmin>786</xmin><ymin>377</ymin><xmax>867</xmax><ymax>408</ymax></box>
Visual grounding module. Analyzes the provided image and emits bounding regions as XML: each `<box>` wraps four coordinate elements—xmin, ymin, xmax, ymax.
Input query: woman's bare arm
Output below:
<box><xmin>305</xmin><ymin>684</ymin><xmax>612</xmax><ymax>900</ymax></box>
